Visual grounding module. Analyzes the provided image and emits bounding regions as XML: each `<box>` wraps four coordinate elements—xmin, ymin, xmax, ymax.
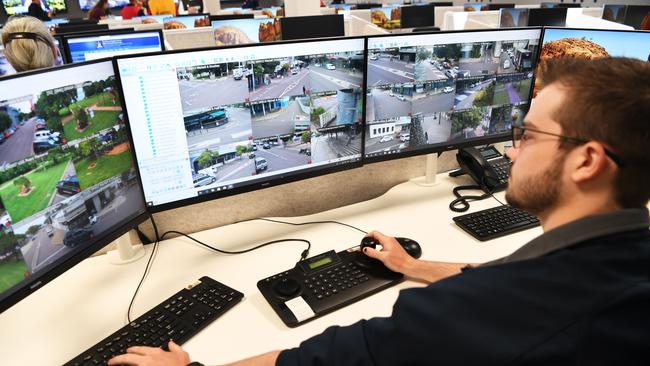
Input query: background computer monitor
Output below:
<box><xmin>0</xmin><ymin>59</ymin><xmax>148</xmax><ymax>313</ymax></box>
<box><xmin>484</xmin><ymin>4</ymin><xmax>515</xmax><ymax>11</ymax></box>
<box><xmin>527</xmin><ymin>8</ymin><xmax>567</xmax><ymax>27</ymax></box>
<box><xmin>78</xmin><ymin>0</ymin><xmax>129</xmax><ymax>11</ymax></box>
<box><xmin>115</xmin><ymin>37</ymin><xmax>365</xmax><ymax>211</ymax></box>
<box><xmin>365</xmin><ymin>28</ymin><xmax>541</xmax><ymax>163</ymax></box>
<box><xmin>2</xmin><ymin>0</ymin><xmax>66</xmax><ymax>15</ymax></box>
<box><xmin>163</xmin><ymin>14</ymin><xmax>211</xmax><ymax>29</ymax></box>
<box><xmin>602</xmin><ymin>4</ymin><xmax>627</xmax><ymax>24</ymax></box>
<box><xmin>401</xmin><ymin>4</ymin><xmax>436</xmax><ymax>29</ymax></box>
<box><xmin>541</xmin><ymin>2</ymin><xmax>581</xmax><ymax>8</ymax></box>
<box><xmin>0</xmin><ymin>42</ymin><xmax>17</xmax><ymax>77</ymax></box>
<box><xmin>208</xmin><ymin>14</ymin><xmax>255</xmax><ymax>22</ymax></box>
<box><xmin>62</xmin><ymin>29</ymin><xmax>164</xmax><ymax>63</ymax></box>
<box><xmin>623</xmin><ymin>5</ymin><xmax>650</xmax><ymax>30</ymax></box>
<box><xmin>370</xmin><ymin>5</ymin><xmax>402</xmax><ymax>30</ymax></box>
<box><xmin>355</xmin><ymin>3</ymin><xmax>382</xmax><ymax>10</ymax></box>
<box><xmin>211</xmin><ymin>18</ymin><xmax>281</xmax><ymax>46</ymax></box>
<box><xmin>54</xmin><ymin>23</ymin><xmax>110</xmax><ymax>36</ymax></box>
<box><xmin>280</xmin><ymin>15</ymin><xmax>344</xmax><ymax>41</ymax></box>
<box><xmin>463</xmin><ymin>4</ymin><xmax>482</xmax><ymax>12</ymax></box>
<box><xmin>499</xmin><ymin>8</ymin><xmax>530</xmax><ymax>28</ymax></box>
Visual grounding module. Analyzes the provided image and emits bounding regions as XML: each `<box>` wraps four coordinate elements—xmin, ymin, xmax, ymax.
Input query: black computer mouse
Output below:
<box><xmin>360</xmin><ymin>236</ymin><xmax>422</xmax><ymax>259</ymax></box>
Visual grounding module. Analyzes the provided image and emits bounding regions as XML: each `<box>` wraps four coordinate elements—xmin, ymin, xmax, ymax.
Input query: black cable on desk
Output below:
<box><xmin>253</xmin><ymin>218</ymin><xmax>368</xmax><ymax>235</ymax></box>
<box><xmin>160</xmin><ymin>230</ymin><xmax>311</xmax><ymax>263</ymax></box>
<box><xmin>127</xmin><ymin>214</ymin><xmax>160</xmax><ymax>324</ymax></box>
<box><xmin>448</xmin><ymin>184</ymin><xmax>492</xmax><ymax>213</ymax></box>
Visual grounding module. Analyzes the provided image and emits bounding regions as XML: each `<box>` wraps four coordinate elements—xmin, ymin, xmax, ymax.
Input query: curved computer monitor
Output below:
<box><xmin>527</xmin><ymin>8</ymin><xmax>567</xmax><ymax>27</ymax></box>
<box><xmin>0</xmin><ymin>59</ymin><xmax>149</xmax><ymax>313</ymax></box>
<box><xmin>364</xmin><ymin>28</ymin><xmax>541</xmax><ymax>163</ymax></box>
<box><xmin>114</xmin><ymin>37</ymin><xmax>365</xmax><ymax>211</ymax></box>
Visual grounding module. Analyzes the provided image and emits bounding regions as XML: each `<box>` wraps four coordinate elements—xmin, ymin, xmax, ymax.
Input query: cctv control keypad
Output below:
<box><xmin>490</xmin><ymin>157</ymin><xmax>512</xmax><ymax>185</ymax></box>
<box><xmin>258</xmin><ymin>248</ymin><xmax>403</xmax><ymax>327</ymax></box>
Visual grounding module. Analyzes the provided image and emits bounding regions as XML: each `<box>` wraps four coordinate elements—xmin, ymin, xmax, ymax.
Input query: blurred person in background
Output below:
<box><xmin>1</xmin><ymin>15</ymin><xmax>62</xmax><ymax>72</ymax></box>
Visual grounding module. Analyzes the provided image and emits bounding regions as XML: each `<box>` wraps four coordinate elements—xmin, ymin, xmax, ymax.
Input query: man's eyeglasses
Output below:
<box><xmin>511</xmin><ymin>125</ymin><xmax>625</xmax><ymax>168</ymax></box>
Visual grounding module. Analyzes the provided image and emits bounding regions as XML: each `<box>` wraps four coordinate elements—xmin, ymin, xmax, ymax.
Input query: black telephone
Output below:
<box><xmin>455</xmin><ymin>146</ymin><xmax>511</xmax><ymax>193</ymax></box>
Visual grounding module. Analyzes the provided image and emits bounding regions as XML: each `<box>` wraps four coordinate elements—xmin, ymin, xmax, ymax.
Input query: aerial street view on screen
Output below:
<box><xmin>0</xmin><ymin>70</ymin><xmax>140</xmax><ymax>293</ymax></box>
<box><xmin>175</xmin><ymin>49</ymin><xmax>364</xmax><ymax>190</ymax></box>
<box><xmin>366</xmin><ymin>34</ymin><xmax>538</xmax><ymax>157</ymax></box>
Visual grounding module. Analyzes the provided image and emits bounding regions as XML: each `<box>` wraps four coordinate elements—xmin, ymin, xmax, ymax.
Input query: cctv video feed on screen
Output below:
<box><xmin>535</xmin><ymin>28</ymin><xmax>650</xmax><ymax>96</ymax></box>
<box><xmin>116</xmin><ymin>38</ymin><xmax>364</xmax><ymax>208</ymax></box>
<box><xmin>365</xmin><ymin>29</ymin><xmax>541</xmax><ymax>158</ymax></box>
<box><xmin>0</xmin><ymin>61</ymin><xmax>145</xmax><ymax>296</ymax></box>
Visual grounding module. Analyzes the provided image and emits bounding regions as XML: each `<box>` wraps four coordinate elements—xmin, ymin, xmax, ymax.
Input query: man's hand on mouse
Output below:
<box><xmin>362</xmin><ymin>231</ymin><xmax>417</xmax><ymax>275</ymax></box>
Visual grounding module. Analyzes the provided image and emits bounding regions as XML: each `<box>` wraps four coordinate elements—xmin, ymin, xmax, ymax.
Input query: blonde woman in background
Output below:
<box><xmin>1</xmin><ymin>15</ymin><xmax>62</xmax><ymax>72</ymax></box>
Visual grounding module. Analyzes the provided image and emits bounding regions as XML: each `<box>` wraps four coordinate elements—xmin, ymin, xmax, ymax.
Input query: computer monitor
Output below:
<box><xmin>401</xmin><ymin>4</ymin><xmax>436</xmax><ymax>29</ymax></box>
<box><xmin>365</xmin><ymin>28</ymin><xmax>541</xmax><ymax>162</ymax></box>
<box><xmin>0</xmin><ymin>43</ymin><xmax>17</xmax><ymax>77</ymax></box>
<box><xmin>331</xmin><ymin>4</ymin><xmax>355</xmax><ymax>15</ymax></box>
<box><xmin>280</xmin><ymin>15</ymin><xmax>344</xmax><ymax>41</ymax></box>
<box><xmin>114</xmin><ymin>37</ymin><xmax>365</xmax><ymax>211</ymax></box>
<box><xmin>527</xmin><ymin>8</ymin><xmax>567</xmax><ymax>27</ymax></box>
<box><xmin>208</xmin><ymin>14</ymin><xmax>255</xmax><ymax>22</ymax></box>
<box><xmin>134</xmin><ymin>15</ymin><xmax>170</xmax><ymax>25</ymax></box>
<box><xmin>355</xmin><ymin>3</ymin><xmax>382</xmax><ymax>10</ymax></box>
<box><xmin>163</xmin><ymin>14</ymin><xmax>211</xmax><ymax>29</ymax></box>
<box><xmin>534</xmin><ymin>27</ymin><xmax>650</xmax><ymax>96</ymax></box>
<box><xmin>499</xmin><ymin>8</ymin><xmax>530</xmax><ymax>28</ymax></box>
<box><xmin>463</xmin><ymin>4</ymin><xmax>482</xmax><ymax>12</ymax></box>
<box><xmin>0</xmin><ymin>59</ymin><xmax>148</xmax><ymax>313</ymax></box>
<box><xmin>371</xmin><ymin>5</ymin><xmax>402</xmax><ymax>30</ymax></box>
<box><xmin>2</xmin><ymin>0</ymin><xmax>67</xmax><ymax>15</ymax></box>
<box><xmin>541</xmin><ymin>2</ymin><xmax>581</xmax><ymax>8</ymax></box>
<box><xmin>483</xmin><ymin>4</ymin><xmax>515</xmax><ymax>11</ymax></box>
<box><xmin>260</xmin><ymin>6</ymin><xmax>283</xmax><ymax>18</ymax></box>
<box><xmin>54</xmin><ymin>23</ymin><xmax>110</xmax><ymax>36</ymax></box>
<box><xmin>211</xmin><ymin>18</ymin><xmax>281</xmax><ymax>46</ymax></box>
<box><xmin>62</xmin><ymin>30</ymin><xmax>164</xmax><ymax>63</ymax></box>
<box><xmin>602</xmin><ymin>5</ymin><xmax>627</xmax><ymax>25</ymax></box>
<box><xmin>623</xmin><ymin>5</ymin><xmax>650</xmax><ymax>30</ymax></box>
<box><xmin>78</xmin><ymin>0</ymin><xmax>129</xmax><ymax>11</ymax></box>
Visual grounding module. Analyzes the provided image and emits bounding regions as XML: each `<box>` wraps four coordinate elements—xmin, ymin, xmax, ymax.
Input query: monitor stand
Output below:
<box><xmin>409</xmin><ymin>153</ymin><xmax>441</xmax><ymax>187</ymax></box>
<box><xmin>107</xmin><ymin>232</ymin><xmax>146</xmax><ymax>265</ymax></box>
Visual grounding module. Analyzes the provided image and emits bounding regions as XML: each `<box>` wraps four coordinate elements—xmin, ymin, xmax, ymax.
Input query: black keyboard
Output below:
<box><xmin>453</xmin><ymin>205</ymin><xmax>540</xmax><ymax>241</ymax></box>
<box><xmin>66</xmin><ymin>276</ymin><xmax>243</xmax><ymax>366</ymax></box>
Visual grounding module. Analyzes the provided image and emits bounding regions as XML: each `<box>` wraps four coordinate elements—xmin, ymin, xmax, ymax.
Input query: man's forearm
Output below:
<box><xmin>403</xmin><ymin>260</ymin><xmax>474</xmax><ymax>283</ymax></box>
<box><xmin>222</xmin><ymin>350</ymin><xmax>281</xmax><ymax>366</ymax></box>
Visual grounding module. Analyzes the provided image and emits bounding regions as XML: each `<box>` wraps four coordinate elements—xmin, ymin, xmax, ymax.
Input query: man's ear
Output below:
<box><xmin>570</xmin><ymin>142</ymin><xmax>614</xmax><ymax>183</ymax></box>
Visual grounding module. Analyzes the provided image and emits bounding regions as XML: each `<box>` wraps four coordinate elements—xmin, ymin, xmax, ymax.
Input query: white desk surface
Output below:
<box><xmin>0</xmin><ymin>173</ymin><xmax>542</xmax><ymax>365</ymax></box>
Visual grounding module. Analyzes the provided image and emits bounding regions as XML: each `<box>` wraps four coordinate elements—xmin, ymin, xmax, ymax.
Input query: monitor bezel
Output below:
<box><xmin>61</xmin><ymin>28</ymin><xmax>165</xmax><ymax>64</ymax></box>
<box><xmin>363</xmin><ymin>27</ymin><xmax>542</xmax><ymax>165</ymax></box>
<box><xmin>0</xmin><ymin>58</ymin><xmax>150</xmax><ymax>314</ymax></box>
<box><xmin>112</xmin><ymin>35</ymin><xmax>367</xmax><ymax>213</ymax></box>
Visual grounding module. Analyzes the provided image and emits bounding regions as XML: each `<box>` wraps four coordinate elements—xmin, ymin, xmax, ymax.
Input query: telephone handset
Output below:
<box><xmin>455</xmin><ymin>146</ymin><xmax>511</xmax><ymax>193</ymax></box>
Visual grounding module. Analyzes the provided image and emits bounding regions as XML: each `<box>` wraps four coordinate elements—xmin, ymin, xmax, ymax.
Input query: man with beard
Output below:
<box><xmin>110</xmin><ymin>57</ymin><xmax>649</xmax><ymax>365</ymax></box>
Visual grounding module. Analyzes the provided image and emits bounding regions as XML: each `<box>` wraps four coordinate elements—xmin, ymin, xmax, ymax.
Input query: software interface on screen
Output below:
<box><xmin>365</xmin><ymin>29</ymin><xmax>541</xmax><ymax>159</ymax></box>
<box><xmin>3</xmin><ymin>0</ymin><xmax>66</xmax><ymax>15</ymax></box>
<box><xmin>65</xmin><ymin>32</ymin><xmax>164</xmax><ymax>63</ymax></box>
<box><xmin>0</xmin><ymin>61</ymin><xmax>145</xmax><ymax>299</ymax></box>
<box><xmin>79</xmin><ymin>0</ymin><xmax>129</xmax><ymax>10</ymax></box>
<box><xmin>116</xmin><ymin>38</ymin><xmax>365</xmax><ymax>207</ymax></box>
<box><xmin>211</xmin><ymin>18</ymin><xmax>282</xmax><ymax>46</ymax></box>
<box><xmin>163</xmin><ymin>15</ymin><xmax>211</xmax><ymax>29</ymax></box>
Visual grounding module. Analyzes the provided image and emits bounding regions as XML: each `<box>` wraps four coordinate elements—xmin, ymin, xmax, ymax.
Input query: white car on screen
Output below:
<box><xmin>379</xmin><ymin>135</ymin><xmax>393</xmax><ymax>143</ymax></box>
<box><xmin>443</xmin><ymin>86</ymin><xmax>454</xmax><ymax>93</ymax></box>
<box><xmin>326</xmin><ymin>63</ymin><xmax>336</xmax><ymax>70</ymax></box>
